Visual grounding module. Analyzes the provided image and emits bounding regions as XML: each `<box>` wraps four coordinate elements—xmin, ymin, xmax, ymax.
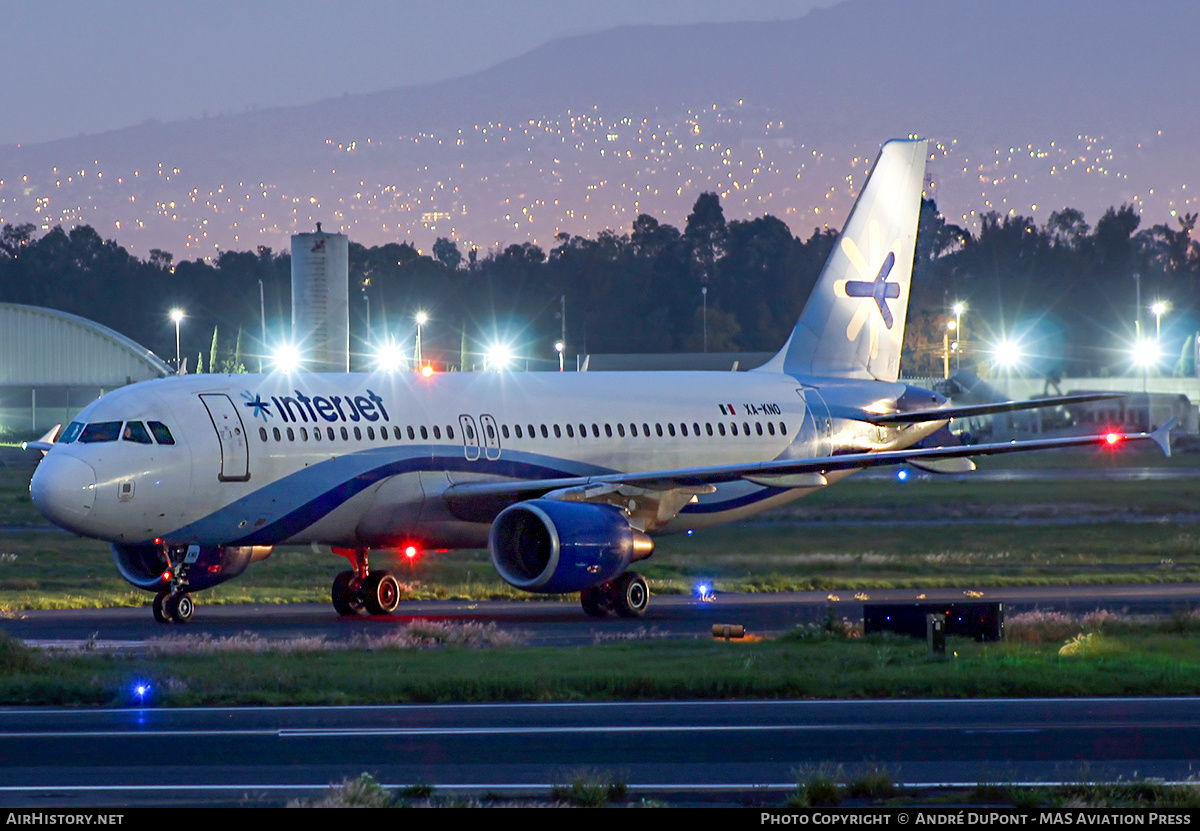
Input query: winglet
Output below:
<box><xmin>21</xmin><ymin>424</ymin><xmax>62</xmax><ymax>456</ymax></box>
<box><xmin>1149</xmin><ymin>418</ymin><xmax>1176</xmax><ymax>457</ymax></box>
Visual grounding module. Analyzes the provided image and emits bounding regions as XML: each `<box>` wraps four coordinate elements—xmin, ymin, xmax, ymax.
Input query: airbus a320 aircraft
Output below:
<box><xmin>26</xmin><ymin>139</ymin><xmax>1171</xmax><ymax>623</ymax></box>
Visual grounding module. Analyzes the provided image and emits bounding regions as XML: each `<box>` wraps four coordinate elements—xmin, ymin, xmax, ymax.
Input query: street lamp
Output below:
<box><xmin>943</xmin><ymin>319</ymin><xmax>957</xmax><ymax>379</ymax></box>
<box><xmin>555</xmin><ymin>340</ymin><xmax>565</xmax><ymax>372</ymax></box>
<box><xmin>169</xmin><ymin>308</ymin><xmax>184</xmax><ymax>369</ymax></box>
<box><xmin>701</xmin><ymin>286</ymin><xmax>708</xmax><ymax>352</ymax></box>
<box><xmin>951</xmin><ymin>301</ymin><xmax>965</xmax><ymax>370</ymax></box>
<box><xmin>485</xmin><ymin>342</ymin><xmax>513</xmax><ymax>372</ymax></box>
<box><xmin>257</xmin><ymin>280</ymin><xmax>265</xmax><ymax>372</ymax></box>
<box><xmin>1133</xmin><ymin>338</ymin><xmax>1159</xmax><ymax>391</ymax></box>
<box><xmin>993</xmin><ymin>336</ymin><xmax>1023</xmax><ymax>428</ymax></box>
<box><xmin>414</xmin><ymin>311</ymin><xmax>428</xmax><ymax>368</ymax></box>
<box><xmin>1151</xmin><ymin>300</ymin><xmax>1169</xmax><ymax>341</ymax></box>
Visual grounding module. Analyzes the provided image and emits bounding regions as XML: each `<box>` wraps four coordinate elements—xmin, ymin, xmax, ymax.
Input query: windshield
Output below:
<box><xmin>78</xmin><ymin>421</ymin><xmax>122</xmax><ymax>443</ymax></box>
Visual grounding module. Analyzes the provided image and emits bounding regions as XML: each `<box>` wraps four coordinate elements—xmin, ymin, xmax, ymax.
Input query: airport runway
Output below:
<box><xmin>3</xmin><ymin>697</ymin><xmax>1200</xmax><ymax>808</ymax></box>
<box><xmin>5</xmin><ymin>583</ymin><xmax>1200</xmax><ymax>648</ymax></box>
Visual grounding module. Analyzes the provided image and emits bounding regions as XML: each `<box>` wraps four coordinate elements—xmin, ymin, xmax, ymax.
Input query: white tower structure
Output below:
<box><xmin>291</xmin><ymin>224</ymin><xmax>349</xmax><ymax>373</ymax></box>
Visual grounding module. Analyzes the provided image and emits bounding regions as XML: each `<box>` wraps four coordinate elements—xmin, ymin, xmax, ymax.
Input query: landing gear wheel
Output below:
<box><xmin>152</xmin><ymin>591</ymin><xmax>172</xmax><ymax>623</ymax></box>
<box><xmin>580</xmin><ymin>586</ymin><xmax>610</xmax><ymax>618</ymax></box>
<box><xmin>332</xmin><ymin>570</ymin><xmax>361</xmax><ymax>617</ymax></box>
<box><xmin>362</xmin><ymin>571</ymin><xmax>401</xmax><ymax>616</ymax></box>
<box><xmin>610</xmin><ymin>572</ymin><xmax>649</xmax><ymax>618</ymax></box>
<box><xmin>165</xmin><ymin>593</ymin><xmax>194</xmax><ymax>623</ymax></box>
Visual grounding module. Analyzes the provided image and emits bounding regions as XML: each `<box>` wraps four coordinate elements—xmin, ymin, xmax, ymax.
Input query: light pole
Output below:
<box><xmin>415</xmin><ymin>311</ymin><xmax>428</xmax><ymax>368</ymax></box>
<box><xmin>555</xmin><ymin>340</ymin><xmax>565</xmax><ymax>372</ymax></box>
<box><xmin>952</xmin><ymin>301</ymin><xmax>965</xmax><ymax>370</ymax></box>
<box><xmin>993</xmin><ymin>337</ymin><xmax>1022</xmax><ymax>427</ymax></box>
<box><xmin>1152</xmin><ymin>300</ymin><xmax>1168</xmax><ymax>341</ymax></box>
<box><xmin>701</xmin><ymin>286</ymin><xmax>708</xmax><ymax>352</ymax></box>
<box><xmin>169</xmin><ymin>308</ymin><xmax>184</xmax><ymax>369</ymax></box>
<box><xmin>362</xmin><ymin>280</ymin><xmax>371</xmax><ymax>348</ymax></box>
<box><xmin>257</xmin><ymin>279</ymin><xmax>265</xmax><ymax>372</ymax></box>
<box><xmin>1134</xmin><ymin>272</ymin><xmax>1142</xmax><ymax>341</ymax></box>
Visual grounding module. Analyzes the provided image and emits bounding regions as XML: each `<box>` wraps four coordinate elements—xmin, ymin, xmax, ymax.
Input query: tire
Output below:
<box><xmin>580</xmin><ymin>586</ymin><xmax>609</xmax><ymax>618</ymax></box>
<box><xmin>610</xmin><ymin>572</ymin><xmax>649</xmax><ymax>618</ymax></box>
<box><xmin>152</xmin><ymin>591</ymin><xmax>171</xmax><ymax>623</ymax></box>
<box><xmin>331</xmin><ymin>570</ymin><xmax>362</xmax><ymax>616</ymax></box>
<box><xmin>362</xmin><ymin>572</ymin><xmax>401</xmax><ymax>615</ymax></box>
<box><xmin>166</xmin><ymin>593</ymin><xmax>193</xmax><ymax>623</ymax></box>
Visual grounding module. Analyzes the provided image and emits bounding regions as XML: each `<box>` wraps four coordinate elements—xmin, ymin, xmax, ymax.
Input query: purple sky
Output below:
<box><xmin>5</xmin><ymin>0</ymin><xmax>840</xmax><ymax>146</ymax></box>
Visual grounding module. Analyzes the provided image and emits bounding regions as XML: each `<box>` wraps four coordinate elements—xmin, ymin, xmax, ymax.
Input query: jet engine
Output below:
<box><xmin>112</xmin><ymin>543</ymin><xmax>273</xmax><ymax>592</ymax></box>
<box><xmin>488</xmin><ymin>499</ymin><xmax>653</xmax><ymax>594</ymax></box>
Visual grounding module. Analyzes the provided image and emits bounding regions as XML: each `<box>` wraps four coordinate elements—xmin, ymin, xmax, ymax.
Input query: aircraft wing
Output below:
<box><xmin>443</xmin><ymin>421</ymin><xmax>1173</xmax><ymax>505</ymax></box>
<box><xmin>20</xmin><ymin>424</ymin><xmax>61</xmax><ymax>456</ymax></box>
<box><xmin>860</xmin><ymin>392</ymin><xmax>1124</xmax><ymax>425</ymax></box>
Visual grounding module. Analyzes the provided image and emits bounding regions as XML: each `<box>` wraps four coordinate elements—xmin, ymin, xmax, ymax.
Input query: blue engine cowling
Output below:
<box><xmin>488</xmin><ymin>499</ymin><xmax>652</xmax><ymax>593</ymax></box>
<box><xmin>112</xmin><ymin>543</ymin><xmax>272</xmax><ymax>592</ymax></box>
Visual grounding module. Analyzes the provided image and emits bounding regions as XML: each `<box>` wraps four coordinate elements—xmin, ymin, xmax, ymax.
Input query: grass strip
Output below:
<box><xmin>7</xmin><ymin>612</ymin><xmax>1200</xmax><ymax>707</ymax></box>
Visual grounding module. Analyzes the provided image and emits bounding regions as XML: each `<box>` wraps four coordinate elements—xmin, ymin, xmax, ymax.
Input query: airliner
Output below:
<box><xmin>25</xmin><ymin>139</ymin><xmax>1170</xmax><ymax>623</ymax></box>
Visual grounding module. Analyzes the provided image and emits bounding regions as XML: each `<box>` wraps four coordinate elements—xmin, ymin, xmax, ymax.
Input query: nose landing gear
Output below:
<box><xmin>150</xmin><ymin>544</ymin><xmax>197</xmax><ymax>624</ymax></box>
<box><xmin>153</xmin><ymin>590</ymin><xmax>194</xmax><ymax>623</ymax></box>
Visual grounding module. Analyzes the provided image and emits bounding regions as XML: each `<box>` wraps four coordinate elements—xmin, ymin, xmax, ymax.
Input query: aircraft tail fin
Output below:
<box><xmin>756</xmin><ymin>138</ymin><xmax>928</xmax><ymax>381</ymax></box>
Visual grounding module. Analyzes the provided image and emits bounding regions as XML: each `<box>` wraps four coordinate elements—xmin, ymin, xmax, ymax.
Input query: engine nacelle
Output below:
<box><xmin>112</xmin><ymin>543</ymin><xmax>272</xmax><ymax>592</ymax></box>
<box><xmin>488</xmin><ymin>499</ymin><xmax>653</xmax><ymax>594</ymax></box>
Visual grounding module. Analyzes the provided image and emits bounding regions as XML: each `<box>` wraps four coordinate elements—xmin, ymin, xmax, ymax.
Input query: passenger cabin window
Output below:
<box><xmin>79</xmin><ymin>421</ymin><xmax>122</xmax><ymax>443</ymax></box>
<box><xmin>61</xmin><ymin>422</ymin><xmax>84</xmax><ymax>443</ymax></box>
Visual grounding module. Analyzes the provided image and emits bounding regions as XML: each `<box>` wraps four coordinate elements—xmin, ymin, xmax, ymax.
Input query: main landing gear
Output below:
<box><xmin>331</xmin><ymin>548</ymin><xmax>402</xmax><ymax>617</ymax></box>
<box><xmin>580</xmin><ymin>571</ymin><xmax>649</xmax><ymax>619</ymax></box>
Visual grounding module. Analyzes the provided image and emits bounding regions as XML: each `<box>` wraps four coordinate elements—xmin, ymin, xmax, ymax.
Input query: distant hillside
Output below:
<box><xmin>1</xmin><ymin>0</ymin><xmax>1195</xmax><ymax>257</ymax></box>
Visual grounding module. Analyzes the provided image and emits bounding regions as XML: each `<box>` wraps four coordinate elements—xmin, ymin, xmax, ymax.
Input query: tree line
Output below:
<box><xmin>2</xmin><ymin>194</ymin><xmax>1197</xmax><ymax>379</ymax></box>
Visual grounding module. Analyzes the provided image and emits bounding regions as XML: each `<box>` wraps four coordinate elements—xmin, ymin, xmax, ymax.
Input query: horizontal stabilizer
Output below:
<box><xmin>862</xmin><ymin>392</ymin><xmax>1124</xmax><ymax>425</ymax></box>
<box><xmin>1150</xmin><ymin>417</ymin><xmax>1176</xmax><ymax>457</ymax></box>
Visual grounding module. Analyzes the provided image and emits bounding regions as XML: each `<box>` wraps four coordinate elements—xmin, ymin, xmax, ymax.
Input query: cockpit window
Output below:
<box><xmin>60</xmin><ymin>422</ymin><xmax>85</xmax><ymax>444</ymax></box>
<box><xmin>148</xmin><ymin>421</ymin><xmax>175</xmax><ymax>445</ymax></box>
<box><xmin>122</xmin><ymin>421</ymin><xmax>153</xmax><ymax>444</ymax></box>
<box><xmin>78</xmin><ymin>421</ymin><xmax>122</xmax><ymax>443</ymax></box>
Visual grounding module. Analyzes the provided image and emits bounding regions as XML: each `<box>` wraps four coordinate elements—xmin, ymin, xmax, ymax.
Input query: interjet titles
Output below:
<box><xmin>249</xmin><ymin>389</ymin><xmax>390</xmax><ymax>425</ymax></box>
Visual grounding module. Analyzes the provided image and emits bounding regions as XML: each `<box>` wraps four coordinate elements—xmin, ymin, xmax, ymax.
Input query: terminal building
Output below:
<box><xmin>0</xmin><ymin>303</ymin><xmax>172</xmax><ymax>438</ymax></box>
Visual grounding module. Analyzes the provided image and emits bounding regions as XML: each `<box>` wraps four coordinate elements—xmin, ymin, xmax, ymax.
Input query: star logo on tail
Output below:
<box><xmin>844</xmin><ymin>251</ymin><xmax>898</xmax><ymax>329</ymax></box>
<box><xmin>835</xmin><ymin>219</ymin><xmax>904</xmax><ymax>346</ymax></box>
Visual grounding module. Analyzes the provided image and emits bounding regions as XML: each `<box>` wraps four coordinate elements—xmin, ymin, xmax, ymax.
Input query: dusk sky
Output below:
<box><xmin>5</xmin><ymin>0</ymin><xmax>840</xmax><ymax>146</ymax></box>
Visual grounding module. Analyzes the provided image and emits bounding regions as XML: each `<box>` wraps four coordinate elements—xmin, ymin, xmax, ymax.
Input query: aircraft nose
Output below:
<box><xmin>30</xmin><ymin>454</ymin><xmax>98</xmax><ymax>529</ymax></box>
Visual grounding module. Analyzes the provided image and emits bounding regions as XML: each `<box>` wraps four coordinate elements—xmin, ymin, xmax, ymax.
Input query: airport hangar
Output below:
<box><xmin>0</xmin><ymin>303</ymin><xmax>172</xmax><ymax>438</ymax></box>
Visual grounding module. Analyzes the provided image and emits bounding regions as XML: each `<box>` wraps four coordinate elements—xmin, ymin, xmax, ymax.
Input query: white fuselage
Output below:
<box><xmin>30</xmin><ymin>369</ymin><xmax>941</xmax><ymax>551</ymax></box>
